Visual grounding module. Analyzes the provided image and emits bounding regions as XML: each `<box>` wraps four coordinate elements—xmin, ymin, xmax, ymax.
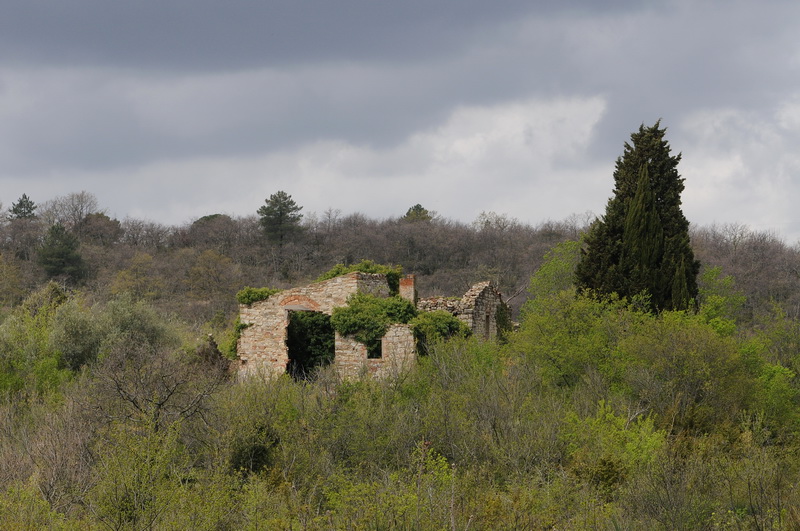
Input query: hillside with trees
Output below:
<box><xmin>2</xmin><ymin>124</ymin><xmax>800</xmax><ymax>527</ymax></box>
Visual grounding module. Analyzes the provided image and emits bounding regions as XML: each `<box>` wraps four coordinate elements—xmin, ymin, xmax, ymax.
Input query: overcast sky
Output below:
<box><xmin>2</xmin><ymin>0</ymin><xmax>800</xmax><ymax>241</ymax></box>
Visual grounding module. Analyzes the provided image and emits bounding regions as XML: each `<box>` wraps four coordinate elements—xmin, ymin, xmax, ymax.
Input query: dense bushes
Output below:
<box><xmin>4</xmin><ymin>239</ymin><xmax>800</xmax><ymax>527</ymax></box>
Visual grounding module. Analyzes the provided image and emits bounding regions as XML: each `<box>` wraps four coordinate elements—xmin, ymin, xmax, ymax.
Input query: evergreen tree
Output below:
<box><xmin>257</xmin><ymin>191</ymin><xmax>303</xmax><ymax>246</ymax></box>
<box><xmin>8</xmin><ymin>193</ymin><xmax>37</xmax><ymax>219</ymax></box>
<box><xmin>402</xmin><ymin>204</ymin><xmax>433</xmax><ymax>222</ymax></box>
<box><xmin>621</xmin><ymin>166</ymin><xmax>664</xmax><ymax>298</ymax></box>
<box><xmin>576</xmin><ymin>121</ymin><xmax>699</xmax><ymax>311</ymax></box>
<box><xmin>37</xmin><ymin>223</ymin><xmax>87</xmax><ymax>285</ymax></box>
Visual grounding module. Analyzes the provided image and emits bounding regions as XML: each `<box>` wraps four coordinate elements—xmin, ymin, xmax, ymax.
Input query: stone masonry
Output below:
<box><xmin>417</xmin><ymin>281</ymin><xmax>504</xmax><ymax>340</ymax></box>
<box><xmin>237</xmin><ymin>272</ymin><xmax>504</xmax><ymax>379</ymax></box>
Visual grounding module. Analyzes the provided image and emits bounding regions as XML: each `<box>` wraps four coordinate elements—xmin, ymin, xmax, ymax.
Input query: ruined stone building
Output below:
<box><xmin>236</xmin><ymin>272</ymin><xmax>505</xmax><ymax>379</ymax></box>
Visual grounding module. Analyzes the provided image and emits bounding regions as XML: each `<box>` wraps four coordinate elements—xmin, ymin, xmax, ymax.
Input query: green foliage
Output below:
<box><xmin>236</xmin><ymin>286</ymin><xmax>281</xmax><ymax>305</ymax></box>
<box><xmin>0</xmin><ymin>288</ymin><xmax>189</xmax><ymax>400</ymax></box>
<box><xmin>184</xmin><ymin>249</ymin><xmax>239</xmax><ymax>301</ymax></box>
<box><xmin>323</xmin><ymin>441</ymin><xmax>455</xmax><ymax>528</ymax></box>
<box><xmin>7</xmin><ymin>193</ymin><xmax>37</xmax><ymax>219</ymax></box>
<box><xmin>88</xmin><ymin>423</ymin><xmax>189</xmax><ymax>529</ymax></box>
<box><xmin>6</xmin><ymin>204</ymin><xmax>800</xmax><ymax>528</ymax></box>
<box><xmin>526</xmin><ymin>239</ymin><xmax>582</xmax><ymax>303</ymax></box>
<box><xmin>218</xmin><ymin>317</ymin><xmax>249</xmax><ymax>358</ymax></box>
<box><xmin>37</xmin><ymin>223</ymin><xmax>87</xmax><ymax>285</ymax></box>
<box><xmin>257</xmin><ymin>190</ymin><xmax>304</xmax><ymax>246</ymax></box>
<box><xmin>0</xmin><ymin>282</ymin><xmax>72</xmax><ymax>396</ymax></box>
<box><xmin>77</xmin><ymin>212</ymin><xmax>122</xmax><ymax>245</ymax></box>
<box><xmin>49</xmin><ymin>296</ymin><xmax>102</xmax><ymax>370</ymax></box>
<box><xmin>562</xmin><ymin>401</ymin><xmax>666</xmax><ymax>494</ymax></box>
<box><xmin>331</xmin><ymin>293</ymin><xmax>417</xmax><ymax>354</ymax></box>
<box><xmin>98</xmin><ymin>294</ymin><xmax>182</xmax><ymax>354</ymax></box>
<box><xmin>515</xmin><ymin>287</ymin><xmax>756</xmax><ymax>434</ymax></box>
<box><xmin>0</xmin><ymin>478</ymin><xmax>72</xmax><ymax>529</ymax></box>
<box><xmin>755</xmin><ymin>363</ymin><xmax>800</xmax><ymax>434</ymax></box>
<box><xmin>621</xmin><ymin>166</ymin><xmax>665</xmax><ymax>301</ymax></box>
<box><xmin>617</xmin><ymin>311</ymin><xmax>753</xmax><ymax>433</ymax></box>
<box><xmin>317</xmin><ymin>259</ymin><xmax>403</xmax><ymax>294</ymax></box>
<box><xmin>512</xmin><ymin>289</ymin><xmax>639</xmax><ymax>387</ymax></box>
<box><xmin>402</xmin><ymin>203</ymin><xmax>433</xmax><ymax>222</ymax></box>
<box><xmin>576</xmin><ymin>121</ymin><xmax>700</xmax><ymax>312</ymax></box>
<box><xmin>494</xmin><ymin>301</ymin><xmax>513</xmax><ymax>343</ymax></box>
<box><xmin>111</xmin><ymin>252</ymin><xmax>165</xmax><ymax>300</ymax></box>
<box><xmin>698</xmin><ymin>266</ymin><xmax>746</xmax><ymax>335</ymax></box>
<box><xmin>5</xmin><ymin>281</ymin><xmax>800</xmax><ymax>527</ymax></box>
<box><xmin>409</xmin><ymin>310</ymin><xmax>471</xmax><ymax>354</ymax></box>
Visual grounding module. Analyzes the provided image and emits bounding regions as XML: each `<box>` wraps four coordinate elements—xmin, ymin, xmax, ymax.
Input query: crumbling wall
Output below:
<box><xmin>238</xmin><ymin>272</ymin><xmax>412</xmax><ymax>379</ymax></box>
<box><xmin>334</xmin><ymin>324</ymin><xmax>416</xmax><ymax>379</ymax></box>
<box><xmin>237</xmin><ymin>273</ymin><xmax>504</xmax><ymax>380</ymax></box>
<box><xmin>417</xmin><ymin>281</ymin><xmax>504</xmax><ymax>340</ymax></box>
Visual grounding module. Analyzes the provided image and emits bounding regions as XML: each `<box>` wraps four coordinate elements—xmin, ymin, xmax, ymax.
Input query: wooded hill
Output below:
<box><xmin>2</xmin><ymin>186</ymin><xmax>800</xmax><ymax>527</ymax></box>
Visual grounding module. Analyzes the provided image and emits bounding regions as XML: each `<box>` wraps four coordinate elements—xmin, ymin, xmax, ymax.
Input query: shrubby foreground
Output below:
<box><xmin>1</xmin><ymin>258</ymin><xmax>800</xmax><ymax>528</ymax></box>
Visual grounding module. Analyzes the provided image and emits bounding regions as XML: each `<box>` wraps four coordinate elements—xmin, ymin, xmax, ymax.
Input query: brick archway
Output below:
<box><xmin>279</xmin><ymin>294</ymin><xmax>323</xmax><ymax>313</ymax></box>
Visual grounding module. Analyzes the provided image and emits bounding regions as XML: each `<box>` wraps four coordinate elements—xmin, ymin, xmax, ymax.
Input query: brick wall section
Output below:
<box><xmin>399</xmin><ymin>274</ymin><xmax>417</xmax><ymax>305</ymax></box>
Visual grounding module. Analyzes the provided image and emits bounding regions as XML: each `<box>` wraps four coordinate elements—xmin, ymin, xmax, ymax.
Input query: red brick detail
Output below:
<box><xmin>399</xmin><ymin>275</ymin><xmax>417</xmax><ymax>304</ymax></box>
<box><xmin>279</xmin><ymin>294</ymin><xmax>321</xmax><ymax>311</ymax></box>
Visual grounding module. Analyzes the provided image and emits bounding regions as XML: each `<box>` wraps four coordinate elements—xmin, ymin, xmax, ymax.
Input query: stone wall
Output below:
<box><xmin>237</xmin><ymin>273</ymin><xmax>504</xmax><ymax>380</ymax></box>
<box><xmin>417</xmin><ymin>281</ymin><xmax>504</xmax><ymax>340</ymax></box>
<box><xmin>238</xmin><ymin>272</ymin><xmax>412</xmax><ymax>379</ymax></box>
<box><xmin>334</xmin><ymin>324</ymin><xmax>416</xmax><ymax>379</ymax></box>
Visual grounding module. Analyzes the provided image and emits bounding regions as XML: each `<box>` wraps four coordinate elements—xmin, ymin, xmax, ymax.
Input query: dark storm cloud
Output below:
<box><xmin>1</xmin><ymin>0</ymin><xmax>799</xmax><ymax>238</ymax></box>
<box><xmin>0</xmin><ymin>1</ymin><xmax>634</xmax><ymax>70</ymax></box>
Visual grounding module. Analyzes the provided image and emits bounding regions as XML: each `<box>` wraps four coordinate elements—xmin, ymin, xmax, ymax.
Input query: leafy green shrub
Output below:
<box><xmin>99</xmin><ymin>294</ymin><xmax>182</xmax><ymax>354</ymax></box>
<box><xmin>409</xmin><ymin>310</ymin><xmax>471</xmax><ymax>354</ymax></box>
<box><xmin>49</xmin><ymin>297</ymin><xmax>102</xmax><ymax>370</ymax></box>
<box><xmin>0</xmin><ymin>282</ymin><xmax>72</xmax><ymax>396</ymax></box>
<box><xmin>331</xmin><ymin>294</ymin><xmax>417</xmax><ymax>354</ymax></box>
<box><xmin>219</xmin><ymin>318</ymin><xmax>250</xmax><ymax>358</ymax></box>
<box><xmin>526</xmin><ymin>240</ymin><xmax>582</xmax><ymax>303</ymax></box>
<box><xmin>562</xmin><ymin>401</ymin><xmax>665</xmax><ymax>495</ymax></box>
<box><xmin>698</xmin><ymin>266</ymin><xmax>746</xmax><ymax>335</ymax></box>
<box><xmin>236</xmin><ymin>287</ymin><xmax>281</xmax><ymax>305</ymax></box>
<box><xmin>317</xmin><ymin>260</ymin><xmax>403</xmax><ymax>294</ymax></box>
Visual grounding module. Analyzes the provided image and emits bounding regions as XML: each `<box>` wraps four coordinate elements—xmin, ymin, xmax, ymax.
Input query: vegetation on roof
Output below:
<box><xmin>317</xmin><ymin>260</ymin><xmax>403</xmax><ymax>295</ymax></box>
<box><xmin>236</xmin><ymin>287</ymin><xmax>282</xmax><ymax>305</ymax></box>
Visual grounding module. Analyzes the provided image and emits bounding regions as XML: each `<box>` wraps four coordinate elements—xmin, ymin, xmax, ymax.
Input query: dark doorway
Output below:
<box><xmin>286</xmin><ymin>311</ymin><xmax>335</xmax><ymax>380</ymax></box>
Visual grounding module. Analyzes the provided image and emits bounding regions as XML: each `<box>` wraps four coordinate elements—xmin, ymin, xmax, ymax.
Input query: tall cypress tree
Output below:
<box><xmin>621</xmin><ymin>165</ymin><xmax>664</xmax><ymax>299</ymax></box>
<box><xmin>576</xmin><ymin>121</ymin><xmax>699</xmax><ymax>311</ymax></box>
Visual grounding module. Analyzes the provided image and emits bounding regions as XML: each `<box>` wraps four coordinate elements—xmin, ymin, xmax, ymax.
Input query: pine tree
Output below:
<box><xmin>8</xmin><ymin>194</ymin><xmax>37</xmax><ymax>219</ymax></box>
<box><xmin>402</xmin><ymin>204</ymin><xmax>433</xmax><ymax>222</ymax></box>
<box><xmin>257</xmin><ymin>191</ymin><xmax>304</xmax><ymax>246</ymax></box>
<box><xmin>575</xmin><ymin>121</ymin><xmax>699</xmax><ymax>311</ymax></box>
<box><xmin>37</xmin><ymin>224</ymin><xmax>87</xmax><ymax>285</ymax></box>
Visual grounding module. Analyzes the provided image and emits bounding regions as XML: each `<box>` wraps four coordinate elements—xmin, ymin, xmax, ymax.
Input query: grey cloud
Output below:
<box><xmin>2</xmin><ymin>0</ymin><xmax>800</xmax><ymax>239</ymax></box>
<box><xmin>1</xmin><ymin>1</ymin><xmax>632</xmax><ymax>70</ymax></box>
